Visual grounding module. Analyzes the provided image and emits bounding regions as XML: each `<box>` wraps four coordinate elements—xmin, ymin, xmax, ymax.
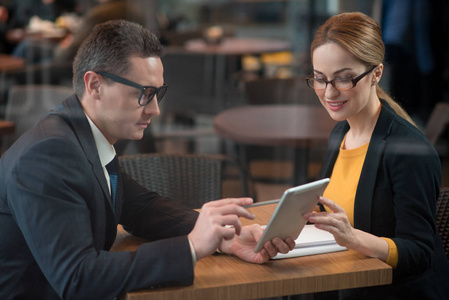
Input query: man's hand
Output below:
<box><xmin>188</xmin><ymin>198</ymin><xmax>256</xmax><ymax>260</ymax></box>
<box><xmin>220</xmin><ymin>224</ymin><xmax>296</xmax><ymax>264</ymax></box>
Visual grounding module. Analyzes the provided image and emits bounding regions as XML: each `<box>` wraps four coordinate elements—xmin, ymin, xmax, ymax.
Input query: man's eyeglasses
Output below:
<box><xmin>306</xmin><ymin>65</ymin><xmax>377</xmax><ymax>91</ymax></box>
<box><xmin>96</xmin><ymin>71</ymin><xmax>168</xmax><ymax>106</ymax></box>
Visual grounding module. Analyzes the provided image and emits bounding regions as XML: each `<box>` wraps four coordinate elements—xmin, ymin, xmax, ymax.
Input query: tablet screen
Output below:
<box><xmin>253</xmin><ymin>178</ymin><xmax>330</xmax><ymax>253</ymax></box>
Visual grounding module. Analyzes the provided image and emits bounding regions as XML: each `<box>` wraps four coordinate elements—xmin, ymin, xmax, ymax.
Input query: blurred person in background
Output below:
<box><xmin>381</xmin><ymin>0</ymin><xmax>446</xmax><ymax>125</ymax></box>
<box><xmin>53</xmin><ymin>0</ymin><xmax>145</xmax><ymax>64</ymax></box>
<box><xmin>1</xmin><ymin>0</ymin><xmax>76</xmax><ymax>56</ymax></box>
<box><xmin>7</xmin><ymin>0</ymin><xmax>145</xmax><ymax>64</ymax></box>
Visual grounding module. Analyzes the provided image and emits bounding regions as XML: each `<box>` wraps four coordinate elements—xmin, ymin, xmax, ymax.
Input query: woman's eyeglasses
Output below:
<box><xmin>306</xmin><ymin>65</ymin><xmax>377</xmax><ymax>91</ymax></box>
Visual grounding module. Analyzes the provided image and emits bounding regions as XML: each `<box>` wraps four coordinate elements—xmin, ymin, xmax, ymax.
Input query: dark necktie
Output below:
<box><xmin>106</xmin><ymin>156</ymin><xmax>119</xmax><ymax>214</ymax></box>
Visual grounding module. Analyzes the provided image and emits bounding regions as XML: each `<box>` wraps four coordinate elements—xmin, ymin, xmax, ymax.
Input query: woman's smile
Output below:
<box><xmin>326</xmin><ymin>100</ymin><xmax>348</xmax><ymax>111</ymax></box>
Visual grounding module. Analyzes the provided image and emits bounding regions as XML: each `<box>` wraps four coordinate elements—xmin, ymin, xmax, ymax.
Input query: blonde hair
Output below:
<box><xmin>311</xmin><ymin>12</ymin><xmax>417</xmax><ymax>127</ymax></box>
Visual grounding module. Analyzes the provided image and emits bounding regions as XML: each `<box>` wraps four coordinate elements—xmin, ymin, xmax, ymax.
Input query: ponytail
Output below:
<box><xmin>376</xmin><ymin>86</ymin><xmax>418</xmax><ymax>128</ymax></box>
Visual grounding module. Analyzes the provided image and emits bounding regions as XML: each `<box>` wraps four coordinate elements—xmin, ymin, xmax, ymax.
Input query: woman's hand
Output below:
<box><xmin>303</xmin><ymin>196</ymin><xmax>358</xmax><ymax>248</ymax></box>
<box><xmin>304</xmin><ymin>196</ymin><xmax>389</xmax><ymax>261</ymax></box>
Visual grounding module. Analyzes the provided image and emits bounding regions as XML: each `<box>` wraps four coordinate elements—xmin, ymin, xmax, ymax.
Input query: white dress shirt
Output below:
<box><xmin>84</xmin><ymin>113</ymin><xmax>116</xmax><ymax>194</ymax></box>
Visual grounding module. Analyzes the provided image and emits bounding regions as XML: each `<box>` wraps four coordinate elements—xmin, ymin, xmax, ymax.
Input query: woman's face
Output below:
<box><xmin>311</xmin><ymin>42</ymin><xmax>380</xmax><ymax>123</ymax></box>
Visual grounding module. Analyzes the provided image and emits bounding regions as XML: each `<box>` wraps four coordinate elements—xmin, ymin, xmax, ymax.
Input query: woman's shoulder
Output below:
<box><xmin>379</xmin><ymin>101</ymin><xmax>427</xmax><ymax>141</ymax></box>
<box><xmin>377</xmin><ymin>103</ymin><xmax>440</xmax><ymax>162</ymax></box>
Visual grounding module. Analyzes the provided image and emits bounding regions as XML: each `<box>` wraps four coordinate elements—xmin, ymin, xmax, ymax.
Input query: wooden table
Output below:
<box><xmin>113</xmin><ymin>203</ymin><xmax>392</xmax><ymax>300</ymax></box>
<box><xmin>0</xmin><ymin>119</ymin><xmax>15</xmax><ymax>135</ymax></box>
<box><xmin>0</xmin><ymin>54</ymin><xmax>25</xmax><ymax>72</ymax></box>
<box><xmin>214</xmin><ymin>104</ymin><xmax>337</xmax><ymax>185</ymax></box>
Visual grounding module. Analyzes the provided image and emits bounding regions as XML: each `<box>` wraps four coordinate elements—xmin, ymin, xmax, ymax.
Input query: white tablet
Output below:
<box><xmin>253</xmin><ymin>178</ymin><xmax>330</xmax><ymax>253</ymax></box>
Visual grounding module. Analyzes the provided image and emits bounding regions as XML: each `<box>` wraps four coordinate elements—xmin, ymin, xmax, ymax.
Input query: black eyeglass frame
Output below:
<box><xmin>306</xmin><ymin>65</ymin><xmax>377</xmax><ymax>91</ymax></box>
<box><xmin>96</xmin><ymin>71</ymin><xmax>168</xmax><ymax>106</ymax></box>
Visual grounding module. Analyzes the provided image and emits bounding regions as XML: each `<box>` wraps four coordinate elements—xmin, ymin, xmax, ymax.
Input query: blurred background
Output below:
<box><xmin>1</xmin><ymin>0</ymin><xmax>448</xmax><ymax>201</ymax></box>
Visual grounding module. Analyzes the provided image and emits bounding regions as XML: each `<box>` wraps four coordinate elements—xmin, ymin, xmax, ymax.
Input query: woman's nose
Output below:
<box><xmin>324</xmin><ymin>83</ymin><xmax>340</xmax><ymax>99</ymax></box>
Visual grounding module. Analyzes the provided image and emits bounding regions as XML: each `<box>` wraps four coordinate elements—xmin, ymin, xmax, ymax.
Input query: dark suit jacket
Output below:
<box><xmin>320</xmin><ymin>100</ymin><xmax>449</xmax><ymax>299</ymax></box>
<box><xmin>0</xmin><ymin>95</ymin><xmax>199</xmax><ymax>299</ymax></box>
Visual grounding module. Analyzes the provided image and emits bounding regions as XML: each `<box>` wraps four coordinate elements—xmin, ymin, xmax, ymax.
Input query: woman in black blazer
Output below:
<box><xmin>303</xmin><ymin>12</ymin><xmax>449</xmax><ymax>299</ymax></box>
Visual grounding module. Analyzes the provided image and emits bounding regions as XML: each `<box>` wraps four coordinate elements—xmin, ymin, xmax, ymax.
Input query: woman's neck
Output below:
<box><xmin>344</xmin><ymin>98</ymin><xmax>381</xmax><ymax>150</ymax></box>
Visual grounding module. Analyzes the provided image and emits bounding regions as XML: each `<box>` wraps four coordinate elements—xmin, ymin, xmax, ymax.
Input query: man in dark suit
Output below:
<box><xmin>0</xmin><ymin>20</ymin><xmax>294</xmax><ymax>299</ymax></box>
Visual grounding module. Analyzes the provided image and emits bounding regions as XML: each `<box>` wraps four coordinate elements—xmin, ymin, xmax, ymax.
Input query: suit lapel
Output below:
<box><xmin>50</xmin><ymin>95</ymin><xmax>118</xmax><ymax>248</ymax></box>
<box><xmin>62</xmin><ymin>96</ymin><xmax>111</xmax><ymax>199</ymax></box>
<box><xmin>53</xmin><ymin>96</ymin><xmax>116</xmax><ymax>218</ymax></box>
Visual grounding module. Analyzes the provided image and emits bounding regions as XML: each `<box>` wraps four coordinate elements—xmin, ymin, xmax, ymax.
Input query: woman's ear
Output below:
<box><xmin>373</xmin><ymin>63</ymin><xmax>383</xmax><ymax>84</ymax></box>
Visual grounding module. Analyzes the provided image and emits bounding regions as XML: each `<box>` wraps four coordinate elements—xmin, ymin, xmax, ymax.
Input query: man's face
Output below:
<box><xmin>96</xmin><ymin>56</ymin><xmax>163</xmax><ymax>144</ymax></box>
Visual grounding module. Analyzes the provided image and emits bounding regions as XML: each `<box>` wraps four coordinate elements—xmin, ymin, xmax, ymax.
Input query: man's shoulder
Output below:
<box><xmin>1</xmin><ymin>110</ymin><xmax>81</xmax><ymax>166</ymax></box>
<box><xmin>0</xmin><ymin>113</ymin><xmax>88</xmax><ymax>213</ymax></box>
<box><xmin>22</xmin><ymin>112</ymin><xmax>77</xmax><ymax>146</ymax></box>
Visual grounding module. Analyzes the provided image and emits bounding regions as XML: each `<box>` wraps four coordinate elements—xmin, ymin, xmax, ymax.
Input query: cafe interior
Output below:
<box><xmin>0</xmin><ymin>0</ymin><xmax>448</xmax><ymax>216</ymax></box>
<box><xmin>1</xmin><ymin>0</ymin><xmax>449</xmax><ymax>298</ymax></box>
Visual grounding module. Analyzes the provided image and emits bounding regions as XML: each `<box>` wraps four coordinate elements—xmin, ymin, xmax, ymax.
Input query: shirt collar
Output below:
<box><xmin>84</xmin><ymin>112</ymin><xmax>116</xmax><ymax>167</ymax></box>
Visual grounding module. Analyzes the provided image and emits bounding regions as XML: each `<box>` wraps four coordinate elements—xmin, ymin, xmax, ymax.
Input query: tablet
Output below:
<box><xmin>253</xmin><ymin>178</ymin><xmax>330</xmax><ymax>253</ymax></box>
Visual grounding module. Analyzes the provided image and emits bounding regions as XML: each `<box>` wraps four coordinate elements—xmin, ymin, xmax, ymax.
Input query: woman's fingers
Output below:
<box><xmin>317</xmin><ymin>196</ymin><xmax>344</xmax><ymax>213</ymax></box>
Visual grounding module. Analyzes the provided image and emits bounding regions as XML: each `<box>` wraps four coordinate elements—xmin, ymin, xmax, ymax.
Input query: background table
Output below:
<box><xmin>0</xmin><ymin>54</ymin><xmax>25</xmax><ymax>72</ymax></box>
<box><xmin>0</xmin><ymin>119</ymin><xmax>15</xmax><ymax>135</ymax></box>
<box><xmin>184</xmin><ymin>37</ymin><xmax>291</xmax><ymax>56</ymax></box>
<box><xmin>113</xmin><ymin>203</ymin><xmax>392</xmax><ymax>300</ymax></box>
<box><xmin>214</xmin><ymin>104</ymin><xmax>337</xmax><ymax>185</ymax></box>
<box><xmin>184</xmin><ymin>37</ymin><xmax>291</xmax><ymax>108</ymax></box>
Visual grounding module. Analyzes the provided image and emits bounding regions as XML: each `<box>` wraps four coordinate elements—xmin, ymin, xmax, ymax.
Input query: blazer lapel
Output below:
<box><xmin>319</xmin><ymin>121</ymin><xmax>348</xmax><ymax>212</ymax></box>
<box><xmin>354</xmin><ymin>101</ymin><xmax>395</xmax><ymax>232</ymax></box>
<box><xmin>321</xmin><ymin>121</ymin><xmax>349</xmax><ymax>179</ymax></box>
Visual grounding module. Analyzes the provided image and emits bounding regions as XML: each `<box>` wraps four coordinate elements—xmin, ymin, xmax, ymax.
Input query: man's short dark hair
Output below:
<box><xmin>73</xmin><ymin>19</ymin><xmax>163</xmax><ymax>98</ymax></box>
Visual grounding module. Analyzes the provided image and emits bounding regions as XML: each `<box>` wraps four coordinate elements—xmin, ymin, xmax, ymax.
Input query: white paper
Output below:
<box><xmin>271</xmin><ymin>224</ymin><xmax>347</xmax><ymax>259</ymax></box>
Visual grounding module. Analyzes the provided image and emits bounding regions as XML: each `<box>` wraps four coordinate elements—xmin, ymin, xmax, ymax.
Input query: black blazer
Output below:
<box><xmin>0</xmin><ymin>95</ymin><xmax>199</xmax><ymax>299</ymax></box>
<box><xmin>320</xmin><ymin>100</ymin><xmax>449</xmax><ymax>299</ymax></box>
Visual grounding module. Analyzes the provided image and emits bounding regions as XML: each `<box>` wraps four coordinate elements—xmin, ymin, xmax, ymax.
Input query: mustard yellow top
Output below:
<box><xmin>323</xmin><ymin>138</ymin><xmax>398</xmax><ymax>268</ymax></box>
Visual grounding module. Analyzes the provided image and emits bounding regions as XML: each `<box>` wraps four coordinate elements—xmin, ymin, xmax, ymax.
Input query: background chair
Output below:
<box><xmin>119</xmin><ymin>153</ymin><xmax>252</xmax><ymax>209</ymax></box>
<box><xmin>424</xmin><ymin>102</ymin><xmax>449</xmax><ymax>158</ymax></box>
<box><xmin>155</xmin><ymin>49</ymin><xmax>222</xmax><ymax>154</ymax></box>
<box><xmin>425</xmin><ymin>102</ymin><xmax>449</xmax><ymax>188</ymax></box>
<box><xmin>437</xmin><ymin>188</ymin><xmax>449</xmax><ymax>258</ymax></box>
<box><xmin>160</xmin><ymin>49</ymin><xmax>216</xmax><ymax>121</ymax></box>
<box><xmin>1</xmin><ymin>84</ymin><xmax>73</xmax><ymax>152</ymax></box>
